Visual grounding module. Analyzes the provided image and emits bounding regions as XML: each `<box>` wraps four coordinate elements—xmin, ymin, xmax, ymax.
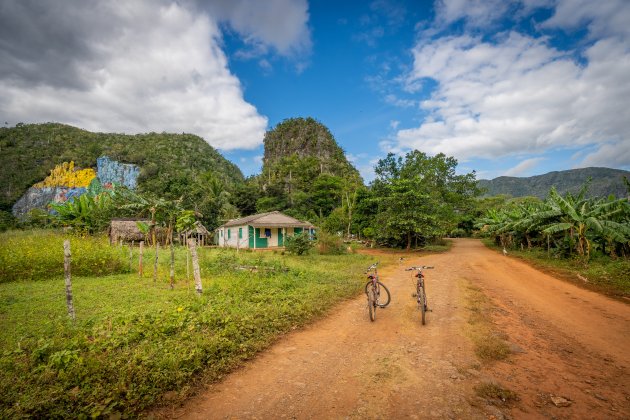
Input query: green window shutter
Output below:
<box><xmin>228</xmin><ymin>229</ymin><xmax>231</xmax><ymax>239</ymax></box>
<box><xmin>239</xmin><ymin>228</ymin><xmax>243</xmax><ymax>239</ymax></box>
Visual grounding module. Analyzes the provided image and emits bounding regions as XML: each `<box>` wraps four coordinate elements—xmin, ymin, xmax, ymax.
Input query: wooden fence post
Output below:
<box><xmin>139</xmin><ymin>241</ymin><xmax>144</xmax><ymax>277</ymax></box>
<box><xmin>63</xmin><ymin>240</ymin><xmax>76</xmax><ymax>321</ymax></box>
<box><xmin>129</xmin><ymin>244</ymin><xmax>133</xmax><ymax>272</ymax></box>
<box><xmin>188</xmin><ymin>239</ymin><xmax>202</xmax><ymax>295</ymax></box>
<box><xmin>153</xmin><ymin>243</ymin><xmax>159</xmax><ymax>282</ymax></box>
<box><xmin>169</xmin><ymin>242</ymin><xmax>175</xmax><ymax>290</ymax></box>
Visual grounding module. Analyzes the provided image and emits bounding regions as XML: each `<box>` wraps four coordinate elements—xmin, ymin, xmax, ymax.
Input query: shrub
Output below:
<box><xmin>315</xmin><ymin>231</ymin><xmax>346</xmax><ymax>255</ymax></box>
<box><xmin>284</xmin><ymin>232</ymin><xmax>313</xmax><ymax>256</ymax></box>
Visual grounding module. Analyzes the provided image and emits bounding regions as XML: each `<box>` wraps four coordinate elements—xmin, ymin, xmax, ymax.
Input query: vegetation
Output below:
<box><xmin>0</xmin><ymin>123</ymin><xmax>243</xmax><ymax>229</ymax></box>
<box><xmin>0</xmin><ymin>230</ymin><xmax>129</xmax><ymax>282</ymax></box>
<box><xmin>464</xmin><ymin>283</ymin><xmax>511</xmax><ymax>362</ymax></box>
<box><xmin>363</xmin><ymin>151</ymin><xmax>479</xmax><ymax>249</ymax></box>
<box><xmin>475</xmin><ymin>183</ymin><xmax>630</xmax><ymax>297</ymax></box>
<box><xmin>284</xmin><ymin>232</ymin><xmax>314</xmax><ymax>255</ymax></box>
<box><xmin>476</xmin><ymin>185</ymin><xmax>630</xmax><ymax>261</ymax></box>
<box><xmin>0</xmin><ymin>230</ymin><xmax>372</xmax><ymax>418</ymax></box>
<box><xmin>255</xmin><ymin>118</ymin><xmax>363</xmax><ymax>225</ymax></box>
<box><xmin>478</xmin><ymin>167</ymin><xmax>630</xmax><ymax>199</ymax></box>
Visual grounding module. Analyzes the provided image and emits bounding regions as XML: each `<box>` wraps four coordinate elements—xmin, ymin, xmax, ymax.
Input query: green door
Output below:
<box><xmin>278</xmin><ymin>228</ymin><xmax>283</xmax><ymax>246</ymax></box>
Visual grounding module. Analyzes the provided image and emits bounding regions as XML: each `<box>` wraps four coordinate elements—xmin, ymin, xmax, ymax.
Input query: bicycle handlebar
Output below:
<box><xmin>366</xmin><ymin>262</ymin><xmax>379</xmax><ymax>272</ymax></box>
<box><xmin>405</xmin><ymin>266</ymin><xmax>434</xmax><ymax>271</ymax></box>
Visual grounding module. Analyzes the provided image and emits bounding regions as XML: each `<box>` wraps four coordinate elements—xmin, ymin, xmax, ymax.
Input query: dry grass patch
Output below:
<box><xmin>464</xmin><ymin>284</ymin><xmax>511</xmax><ymax>362</ymax></box>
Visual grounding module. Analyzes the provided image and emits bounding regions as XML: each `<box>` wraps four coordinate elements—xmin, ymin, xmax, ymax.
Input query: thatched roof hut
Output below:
<box><xmin>109</xmin><ymin>218</ymin><xmax>150</xmax><ymax>244</ymax></box>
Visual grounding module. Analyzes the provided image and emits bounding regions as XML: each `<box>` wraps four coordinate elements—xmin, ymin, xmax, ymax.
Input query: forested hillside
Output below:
<box><xmin>0</xmin><ymin>123</ymin><xmax>244</xmax><ymax>226</ymax></box>
<box><xmin>245</xmin><ymin>117</ymin><xmax>363</xmax><ymax>221</ymax></box>
<box><xmin>478</xmin><ymin>167</ymin><xmax>630</xmax><ymax>199</ymax></box>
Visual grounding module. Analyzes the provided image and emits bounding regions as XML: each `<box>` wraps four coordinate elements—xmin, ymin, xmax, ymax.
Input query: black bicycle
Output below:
<box><xmin>406</xmin><ymin>265</ymin><xmax>433</xmax><ymax>325</ymax></box>
<box><xmin>365</xmin><ymin>262</ymin><xmax>391</xmax><ymax>321</ymax></box>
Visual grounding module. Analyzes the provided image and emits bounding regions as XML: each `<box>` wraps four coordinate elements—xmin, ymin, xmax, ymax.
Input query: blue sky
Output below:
<box><xmin>1</xmin><ymin>0</ymin><xmax>629</xmax><ymax>181</ymax></box>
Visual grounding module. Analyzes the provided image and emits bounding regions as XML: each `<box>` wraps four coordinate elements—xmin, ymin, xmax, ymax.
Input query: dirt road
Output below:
<box><xmin>160</xmin><ymin>239</ymin><xmax>630</xmax><ymax>419</ymax></box>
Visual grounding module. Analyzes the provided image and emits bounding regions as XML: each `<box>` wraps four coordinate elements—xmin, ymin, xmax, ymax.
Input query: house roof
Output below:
<box><xmin>182</xmin><ymin>221</ymin><xmax>209</xmax><ymax>235</ymax></box>
<box><xmin>221</xmin><ymin>211</ymin><xmax>314</xmax><ymax>228</ymax></box>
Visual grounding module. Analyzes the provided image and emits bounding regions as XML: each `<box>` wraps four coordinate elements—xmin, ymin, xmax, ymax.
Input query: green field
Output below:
<box><xmin>0</xmin><ymin>230</ymin><xmax>382</xmax><ymax>418</ymax></box>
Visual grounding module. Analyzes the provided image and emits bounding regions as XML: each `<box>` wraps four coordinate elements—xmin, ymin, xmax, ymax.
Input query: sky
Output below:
<box><xmin>1</xmin><ymin>0</ymin><xmax>629</xmax><ymax>182</ymax></box>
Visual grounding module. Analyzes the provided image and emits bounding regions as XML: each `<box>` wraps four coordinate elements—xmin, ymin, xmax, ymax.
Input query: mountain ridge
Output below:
<box><xmin>478</xmin><ymin>167</ymin><xmax>630</xmax><ymax>199</ymax></box>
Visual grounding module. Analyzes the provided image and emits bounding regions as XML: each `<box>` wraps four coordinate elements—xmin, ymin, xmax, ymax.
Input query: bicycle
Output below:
<box><xmin>365</xmin><ymin>262</ymin><xmax>391</xmax><ymax>321</ymax></box>
<box><xmin>405</xmin><ymin>265</ymin><xmax>433</xmax><ymax>325</ymax></box>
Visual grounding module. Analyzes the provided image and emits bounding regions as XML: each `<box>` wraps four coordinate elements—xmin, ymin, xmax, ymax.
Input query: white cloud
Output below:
<box><xmin>578</xmin><ymin>141</ymin><xmax>630</xmax><ymax>168</ymax></box>
<box><xmin>504</xmin><ymin>157</ymin><xmax>545</xmax><ymax>176</ymax></box>
<box><xmin>542</xmin><ymin>0</ymin><xmax>630</xmax><ymax>41</ymax></box>
<box><xmin>435</xmin><ymin>0</ymin><xmax>512</xmax><ymax>28</ymax></box>
<box><xmin>202</xmin><ymin>0</ymin><xmax>312</xmax><ymax>57</ymax></box>
<box><xmin>395</xmin><ymin>26</ymin><xmax>630</xmax><ymax>167</ymax></box>
<box><xmin>0</xmin><ymin>1</ymin><xmax>274</xmax><ymax>150</ymax></box>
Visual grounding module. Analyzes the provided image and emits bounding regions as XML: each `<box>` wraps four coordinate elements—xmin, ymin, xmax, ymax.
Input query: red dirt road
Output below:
<box><xmin>156</xmin><ymin>239</ymin><xmax>630</xmax><ymax>419</ymax></box>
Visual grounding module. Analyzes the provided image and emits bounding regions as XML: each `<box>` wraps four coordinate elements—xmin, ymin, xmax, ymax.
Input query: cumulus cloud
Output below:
<box><xmin>504</xmin><ymin>157</ymin><xmax>545</xmax><ymax>176</ymax></box>
<box><xmin>0</xmin><ymin>0</ymin><xmax>311</xmax><ymax>150</ymax></box>
<box><xmin>201</xmin><ymin>0</ymin><xmax>311</xmax><ymax>57</ymax></box>
<box><xmin>393</xmin><ymin>1</ymin><xmax>630</xmax><ymax>169</ymax></box>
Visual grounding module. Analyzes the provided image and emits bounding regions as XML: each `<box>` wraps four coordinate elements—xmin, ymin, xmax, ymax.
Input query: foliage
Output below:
<box><xmin>476</xmin><ymin>184</ymin><xmax>630</xmax><ymax>262</ymax></box>
<box><xmin>48</xmin><ymin>179</ymin><xmax>122</xmax><ymax>233</ymax></box>
<box><xmin>368</xmin><ymin>151</ymin><xmax>480</xmax><ymax>249</ymax></box>
<box><xmin>255</xmin><ymin>118</ymin><xmax>363</xmax><ymax>222</ymax></box>
<box><xmin>284</xmin><ymin>232</ymin><xmax>314</xmax><ymax>255</ymax></box>
<box><xmin>315</xmin><ymin>231</ymin><xmax>347</xmax><ymax>255</ymax></box>
<box><xmin>0</xmin><ymin>240</ymin><xmax>371</xmax><ymax>417</ymax></box>
<box><xmin>0</xmin><ymin>230</ymin><xmax>130</xmax><ymax>282</ymax></box>
<box><xmin>0</xmin><ymin>123</ymin><xmax>244</xmax><ymax>228</ymax></box>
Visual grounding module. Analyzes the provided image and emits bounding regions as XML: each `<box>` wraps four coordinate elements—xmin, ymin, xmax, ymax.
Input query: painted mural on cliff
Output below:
<box><xmin>12</xmin><ymin>157</ymin><xmax>139</xmax><ymax>218</ymax></box>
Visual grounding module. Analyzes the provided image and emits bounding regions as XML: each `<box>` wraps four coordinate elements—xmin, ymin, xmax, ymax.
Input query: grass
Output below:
<box><xmin>464</xmin><ymin>283</ymin><xmax>511</xmax><ymax>362</ymax></box>
<box><xmin>482</xmin><ymin>239</ymin><xmax>630</xmax><ymax>299</ymax></box>
<box><xmin>0</xmin><ymin>229</ymin><xmax>130</xmax><ymax>282</ymax></box>
<box><xmin>0</xmin><ymin>230</ymin><xmax>372</xmax><ymax>418</ymax></box>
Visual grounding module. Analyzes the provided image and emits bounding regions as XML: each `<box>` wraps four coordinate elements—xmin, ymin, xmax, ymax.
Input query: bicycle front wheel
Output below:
<box><xmin>367</xmin><ymin>287</ymin><xmax>376</xmax><ymax>322</ymax></box>
<box><xmin>375</xmin><ymin>282</ymin><xmax>391</xmax><ymax>308</ymax></box>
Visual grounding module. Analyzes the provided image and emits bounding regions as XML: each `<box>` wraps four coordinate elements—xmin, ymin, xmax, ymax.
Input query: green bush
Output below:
<box><xmin>315</xmin><ymin>231</ymin><xmax>346</xmax><ymax>255</ymax></box>
<box><xmin>0</xmin><ymin>229</ymin><xmax>130</xmax><ymax>282</ymax></box>
<box><xmin>284</xmin><ymin>232</ymin><xmax>314</xmax><ymax>256</ymax></box>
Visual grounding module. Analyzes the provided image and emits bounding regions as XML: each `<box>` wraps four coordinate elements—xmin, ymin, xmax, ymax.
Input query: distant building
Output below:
<box><xmin>215</xmin><ymin>211</ymin><xmax>315</xmax><ymax>249</ymax></box>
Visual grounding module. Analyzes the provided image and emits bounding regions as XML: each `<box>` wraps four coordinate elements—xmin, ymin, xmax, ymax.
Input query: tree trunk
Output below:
<box><xmin>63</xmin><ymin>240</ymin><xmax>76</xmax><ymax>321</ymax></box>
<box><xmin>406</xmin><ymin>231</ymin><xmax>411</xmax><ymax>250</ymax></box>
<box><xmin>188</xmin><ymin>239</ymin><xmax>203</xmax><ymax>295</ymax></box>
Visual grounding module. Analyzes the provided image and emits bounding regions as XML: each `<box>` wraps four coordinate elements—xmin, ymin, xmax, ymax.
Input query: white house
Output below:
<box><xmin>215</xmin><ymin>211</ymin><xmax>315</xmax><ymax>249</ymax></box>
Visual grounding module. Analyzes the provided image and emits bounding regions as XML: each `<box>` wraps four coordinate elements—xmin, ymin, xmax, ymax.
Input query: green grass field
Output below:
<box><xmin>0</xmin><ymin>230</ymin><xmax>382</xmax><ymax>418</ymax></box>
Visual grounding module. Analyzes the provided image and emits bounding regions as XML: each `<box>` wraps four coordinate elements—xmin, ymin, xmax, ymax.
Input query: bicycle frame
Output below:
<box><xmin>406</xmin><ymin>265</ymin><xmax>433</xmax><ymax>325</ymax></box>
<box><xmin>365</xmin><ymin>262</ymin><xmax>391</xmax><ymax>321</ymax></box>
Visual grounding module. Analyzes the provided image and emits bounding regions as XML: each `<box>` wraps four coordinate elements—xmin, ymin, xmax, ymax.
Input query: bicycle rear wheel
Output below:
<box><xmin>417</xmin><ymin>284</ymin><xmax>426</xmax><ymax>325</ymax></box>
<box><xmin>375</xmin><ymin>281</ymin><xmax>391</xmax><ymax>308</ymax></box>
<box><xmin>367</xmin><ymin>287</ymin><xmax>376</xmax><ymax>321</ymax></box>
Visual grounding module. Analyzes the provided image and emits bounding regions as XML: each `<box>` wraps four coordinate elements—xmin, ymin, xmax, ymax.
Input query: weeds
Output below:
<box><xmin>0</xmin><ymin>236</ymin><xmax>371</xmax><ymax>418</ymax></box>
<box><xmin>0</xmin><ymin>229</ymin><xmax>129</xmax><ymax>282</ymax></box>
<box><xmin>475</xmin><ymin>382</ymin><xmax>519</xmax><ymax>404</ymax></box>
<box><xmin>465</xmin><ymin>284</ymin><xmax>511</xmax><ymax>362</ymax></box>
